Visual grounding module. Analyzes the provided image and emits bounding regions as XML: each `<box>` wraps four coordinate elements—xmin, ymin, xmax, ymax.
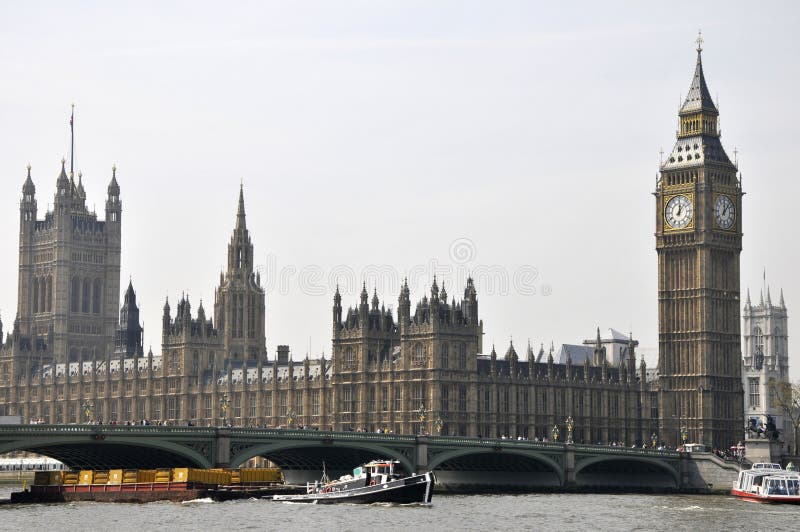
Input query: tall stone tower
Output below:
<box><xmin>656</xmin><ymin>37</ymin><xmax>744</xmax><ymax>447</ymax></box>
<box><xmin>16</xmin><ymin>160</ymin><xmax>122</xmax><ymax>364</ymax></box>
<box><xmin>742</xmin><ymin>285</ymin><xmax>790</xmax><ymax>439</ymax></box>
<box><xmin>213</xmin><ymin>186</ymin><xmax>266</xmax><ymax>365</ymax></box>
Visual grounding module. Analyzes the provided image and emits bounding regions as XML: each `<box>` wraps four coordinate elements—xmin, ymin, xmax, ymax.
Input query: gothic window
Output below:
<box><xmin>32</xmin><ymin>278</ymin><xmax>39</xmax><ymax>313</ymax></box>
<box><xmin>502</xmin><ymin>389</ymin><xmax>509</xmax><ymax>412</ymax></box>
<box><xmin>280</xmin><ymin>392</ymin><xmax>287</xmax><ymax>416</ymax></box>
<box><xmin>189</xmin><ymin>397</ymin><xmax>198</xmax><ymax>419</ymax></box>
<box><xmin>249</xmin><ymin>395</ymin><xmax>257</xmax><ymax>418</ymax></box>
<box><xmin>204</xmin><ymin>396</ymin><xmax>213</xmax><ymax>419</ymax></box>
<box><xmin>312</xmin><ymin>391</ymin><xmax>320</xmax><ymax>416</ymax></box>
<box><xmin>483</xmin><ymin>389</ymin><xmax>490</xmax><ymax>412</ymax></box>
<box><xmin>342</xmin><ymin>387</ymin><xmax>352</xmax><ymax>412</ymax></box>
<box><xmin>458</xmin><ymin>385</ymin><xmax>467</xmax><ymax>411</ymax></box>
<box><xmin>81</xmin><ymin>277</ymin><xmax>90</xmax><ymax>313</ymax></box>
<box><xmin>92</xmin><ymin>279</ymin><xmax>102</xmax><ymax>314</ymax></box>
<box><xmin>394</xmin><ymin>387</ymin><xmax>402</xmax><ymax>412</ymax></box>
<box><xmin>39</xmin><ymin>276</ymin><xmax>46</xmax><ymax>313</ymax></box>
<box><xmin>192</xmin><ymin>352</ymin><xmax>199</xmax><ymax>374</ymax></box>
<box><xmin>368</xmin><ymin>387</ymin><xmax>376</xmax><ymax>412</ymax></box>
<box><xmin>171</xmin><ymin>351</ymin><xmax>179</xmax><ymax>373</ymax></box>
<box><xmin>234</xmin><ymin>395</ymin><xmax>242</xmax><ymax>419</ymax></box>
<box><xmin>168</xmin><ymin>397</ymin><xmax>179</xmax><ymax>419</ymax></box>
<box><xmin>209</xmin><ymin>352</ymin><xmax>215</xmax><ymax>370</ymax></box>
<box><xmin>264</xmin><ymin>393</ymin><xmax>272</xmax><ymax>417</ymax></box>
<box><xmin>753</xmin><ymin>327</ymin><xmax>764</xmax><ymax>353</ymax></box>
<box><xmin>71</xmin><ymin>278</ymin><xmax>80</xmax><ymax>312</ymax></box>
<box><xmin>344</xmin><ymin>347</ymin><xmax>355</xmax><ymax>369</ymax></box>
<box><xmin>412</xmin><ymin>383</ymin><xmax>425</xmax><ymax>410</ymax></box>
<box><xmin>458</xmin><ymin>343</ymin><xmax>467</xmax><ymax>369</ymax></box>
<box><xmin>381</xmin><ymin>387</ymin><xmax>387</xmax><ymax>412</ymax></box>
<box><xmin>441</xmin><ymin>385</ymin><xmax>449</xmax><ymax>411</ymax></box>
<box><xmin>295</xmin><ymin>393</ymin><xmax>303</xmax><ymax>415</ymax></box>
<box><xmin>46</xmin><ymin>276</ymin><xmax>52</xmax><ymax>312</ymax></box>
<box><xmin>440</xmin><ymin>343</ymin><xmax>449</xmax><ymax>368</ymax></box>
<box><xmin>413</xmin><ymin>344</ymin><xmax>426</xmax><ymax>366</ymax></box>
<box><xmin>748</xmin><ymin>377</ymin><xmax>760</xmax><ymax>407</ymax></box>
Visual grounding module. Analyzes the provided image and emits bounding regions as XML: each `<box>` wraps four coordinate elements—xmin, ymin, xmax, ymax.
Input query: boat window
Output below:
<box><xmin>788</xmin><ymin>479</ymin><xmax>800</xmax><ymax>496</ymax></box>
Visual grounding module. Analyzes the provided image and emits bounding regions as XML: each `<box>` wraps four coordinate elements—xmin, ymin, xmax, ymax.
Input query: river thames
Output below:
<box><xmin>0</xmin><ymin>486</ymin><xmax>795</xmax><ymax>531</ymax></box>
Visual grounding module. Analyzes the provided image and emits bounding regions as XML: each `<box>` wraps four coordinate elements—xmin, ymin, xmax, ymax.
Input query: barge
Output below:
<box><xmin>9</xmin><ymin>467</ymin><xmax>303</xmax><ymax>503</ymax></box>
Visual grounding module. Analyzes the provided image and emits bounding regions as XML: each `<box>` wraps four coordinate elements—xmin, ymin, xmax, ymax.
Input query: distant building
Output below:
<box><xmin>742</xmin><ymin>285</ymin><xmax>790</xmax><ymax>440</ymax></box>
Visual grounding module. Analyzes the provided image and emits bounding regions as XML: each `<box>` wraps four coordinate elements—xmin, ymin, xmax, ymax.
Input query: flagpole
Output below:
<box><xmin>70</xmin><ymin>103</ymin><xmax>75</xmax><ymax>176</ymax></box>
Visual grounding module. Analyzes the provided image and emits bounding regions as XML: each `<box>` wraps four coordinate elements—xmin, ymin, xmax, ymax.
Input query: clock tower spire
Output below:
<box><xmin>655</xmin><ymin>35</ymin><xmax>743</xmax><ymax>449</ymax></box>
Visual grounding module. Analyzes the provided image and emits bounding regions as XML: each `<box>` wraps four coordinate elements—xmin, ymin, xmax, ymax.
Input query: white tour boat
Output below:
<box><xmin>731</xmin><ymin>463</ymin><xmax>800</xmax><ymax>504</ymax></box>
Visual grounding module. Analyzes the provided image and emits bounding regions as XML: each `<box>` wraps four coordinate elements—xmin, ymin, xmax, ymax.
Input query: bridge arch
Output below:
<box><xmin>0</xmin><ymin>437</ymin><xmax>212</xmax><ymax>470</ymax></box>
<box><xmin>230</xmin><ymin>440</ymin><xmax>414</xmax><ymax>474</ymax></box>
<box><xmin>574</xmin><ymin>455</ymin><xmax>679</xmax><ymax>489</ymax></box>
<box><xmin>428</xmin><ymin>448</ymin><xmax>564</xmax><ymax>489</ymax></box>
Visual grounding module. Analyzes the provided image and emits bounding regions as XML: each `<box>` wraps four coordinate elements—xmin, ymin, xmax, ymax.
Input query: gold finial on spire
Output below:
<box><xmin>696</xmin><ymin>29</ymin><xmax>703</xmax><ymax>53</ymax></box>
<box><xmin>26</xmin><ymin>163</ymin><xmax>31</xmax><ymax>176</ymax></box>
<box><xmin>112</xmin><ymin>164</ymin><xmax>116</xmax><ymax>177</ymax></box>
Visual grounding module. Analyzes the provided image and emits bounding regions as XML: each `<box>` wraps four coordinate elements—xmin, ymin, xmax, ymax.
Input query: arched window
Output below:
<box><xmin>192</xmin><ymin>351</ymin><xmax>199</xmax><ymax>373</ymax></box>
<box><xmin>39</xmin><ymin>277</ymin><xmax>46</xmax><ymax>314</ymax></box>
<box><xmin>93</xmin><ymin>279</ymin><xmax>102</xmax><ymax>314</ymax></box>
<box><xmin>413</xmin><ymin>344</ymin><xmax>426</xmax><ymax>365</ymax></box>
<box><xmin>81</xmin><ymin>277</ymin><xmax>91</xmax><ymax>313</ymax></box>
<box><xmin>32</xmin><ymin>278</ymin><xmax>39</xmax><ymax>313</ymax></box>
<box><xmin>459</xmin><ymin>342</ymin><xmax>467</xmax><ymax>369</ymax></box>
<box><xmin>344</xmin><ymin>347</ymin><xmax>355</xmax><ymax>369</ymax></box>
<box><xmin>46</xmin><ymin>276</ymin><xmax>52</xmax><ymax>312</ymax></box>
<box><xmin>753</xmin><ymin>327</ymin><xmax>764</xmax><ymax>352</ymax></box>
<box><xmin>71</xmin><ymin>277</ymin><xmax>81</xmax><ymax>312</ymax></box>
<box><xmin>441</xmin><ymin>343</ymin><xmax>449</xmax><ymax>368</ymax></box>
<box><xmin>171</xmin><ymin>351</ymin><xmax>179</xmax><ymax>372</ymax></box>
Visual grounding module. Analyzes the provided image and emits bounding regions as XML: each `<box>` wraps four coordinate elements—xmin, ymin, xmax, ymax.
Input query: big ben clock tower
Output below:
<box><xmin>656</xmin><ymin>35</ymin><xmax>744</xmax><ymax>448</ymax></box>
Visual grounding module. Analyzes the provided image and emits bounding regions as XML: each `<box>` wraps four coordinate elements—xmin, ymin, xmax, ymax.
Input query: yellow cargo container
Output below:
<box><xmin>154</xmin><ymin>468</ymin><xmax>172</xmax><ymax>483</ymax></box>
<box><xmin>137</xmin><ymin>470</ymin><xmax>156</xmax><ymax>483</ymax></box>
<box><xmin>228</xmin><ymin>469</ymin><xmax>241</xmax><ymax>484</ymax></box>
<box><xmin>108</xmin><ymin>469</ymin><xmax>123</xmax><ymax>485</ymax></box>
<box><xmin>241</xmin><ymin>468</ymin><xmax>283</xmax><ymax>483</ymax></box>
<box><xmin>94</xmin><ymin>471</ymin><xmax>109</xmax><ymax>484</ymax></box>
<box><xmin>63</xmin><ymin>471</ymin><xmax>79</xmax><ymax>485</ymax></box>
<box><xmin>79</xmin><ymin>470</ymin><xmax>94</xmax><ymax>485</ymax></box>
<box><xmin>172</xmin><ymin>468</ymin><xmax>189</xmax><ymax>482</ymax></box>
<box><xmin>122</xmin><ymin>470</ymin><xmax>138</xmax><ymax>484</ymax></box>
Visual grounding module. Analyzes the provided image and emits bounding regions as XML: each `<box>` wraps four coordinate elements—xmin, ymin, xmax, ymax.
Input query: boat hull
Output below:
<box><xmin>273</xmin><ymin>472</ymin><xmax>434</xmax><ymax>505</ymax></box>
<box><xmin>731</xmin><ymin>488</ymin><xmax>800</xmax><ymax>504</ymax></box>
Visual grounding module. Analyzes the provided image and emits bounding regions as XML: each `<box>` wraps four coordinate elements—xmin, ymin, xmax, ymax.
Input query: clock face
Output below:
<box><xmin>714</xmin><ymin>195</ymin><xmax>735</xmax><ymax>229</ymax></box>
<box><xmin>665</xmin><ymin>194</ymin><xmax>693</xmax><ymax>229</ymax></box>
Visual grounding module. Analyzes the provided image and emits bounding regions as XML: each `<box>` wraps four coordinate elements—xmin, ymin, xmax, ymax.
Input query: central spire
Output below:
<box><xmin>236</xmin><ymin>183</ymin><xmax>246</xmax><ymax>231</ymax></box>
<box><xmin>680</xmin><ymin>31</ymin><xmax>718</xmax><ymax>116</ymax></box>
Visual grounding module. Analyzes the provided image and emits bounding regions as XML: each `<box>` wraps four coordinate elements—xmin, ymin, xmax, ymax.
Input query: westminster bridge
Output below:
<box><xmin>0</xmin><ymin>425</ymin><xmax>741</xmax><ymax>492</ymax></box>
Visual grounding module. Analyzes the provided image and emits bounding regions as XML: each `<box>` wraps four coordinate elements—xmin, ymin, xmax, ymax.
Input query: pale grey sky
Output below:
<box><xmin>1</xmin><ymin>1</ymin><xmax>798</xmax><ymax>380</ymax></box>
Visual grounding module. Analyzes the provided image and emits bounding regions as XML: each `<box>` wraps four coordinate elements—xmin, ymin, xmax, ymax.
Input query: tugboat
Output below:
<box><xmin>732</xmin><ymin>463</ymin><xmax>800</xmax><ymax>504</ymax></box>
<box><xmin>272</xmin><ymin>460</ymin><xmax>434</xmax><ymax>505</ymax></box>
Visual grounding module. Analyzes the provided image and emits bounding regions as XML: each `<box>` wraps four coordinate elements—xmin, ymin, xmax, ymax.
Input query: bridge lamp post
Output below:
<box><xmin>219</xmin><ymin>394</ymin><xmax>231</xmax><ymax>427</ymax></box>
<box><xmin>287</xmin><ymin>410</ymin><xmax>296</xmax><ymax>429</ymax></box>
<box><xmin>552</xmin><ymin>423</ymin><xmax>560</xmax><ymax>443</ymax></box>
<box><xmin>565</xmin><ymin>416</ymin><xmax>574</xmax><ymax>444</ymax></box>
<box><xmin>434</xmin><ymin>416</ymin><xmax>443</xmax><ymax>435</ymax></box>
<box><xmin>651</xmin><ymin>432</ymin><xmax>658</xmax><ymax>449</ymax></box>
<box><xmin>680</xmin><ymin>425</ymin><xmax>688</xmax><ymax>448</ymax></box>
<box><xmin>417</xmin><ymin>403</ymin><xmax>428</xmax><ymax>435</ymax></box>
<box><xmin>81</xmin><ymin>400</ymin><xmax>94</xmax><ymax>423</ymax></box>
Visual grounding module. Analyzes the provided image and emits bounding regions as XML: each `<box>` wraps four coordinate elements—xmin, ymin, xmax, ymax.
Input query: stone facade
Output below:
<box><xmin>0</xmin><ymin>42</ymin><xmax>746</xmax><ymax>448</ymax></box>
<box><xmin>654</xmin><ymin>42</ymin><xmax>744</xmax><ymax>448</ymax></box>
<box><xmin>742</xmin><ymin>285</ymin><xmax>790</xmax><ymax>439</ymax></box>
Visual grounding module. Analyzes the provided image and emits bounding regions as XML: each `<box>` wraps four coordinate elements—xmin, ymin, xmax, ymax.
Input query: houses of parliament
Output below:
<box><xmin>0</xmin><ymin>41</ymin><xmax>747</xmax><ymax>448</ymax></box>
